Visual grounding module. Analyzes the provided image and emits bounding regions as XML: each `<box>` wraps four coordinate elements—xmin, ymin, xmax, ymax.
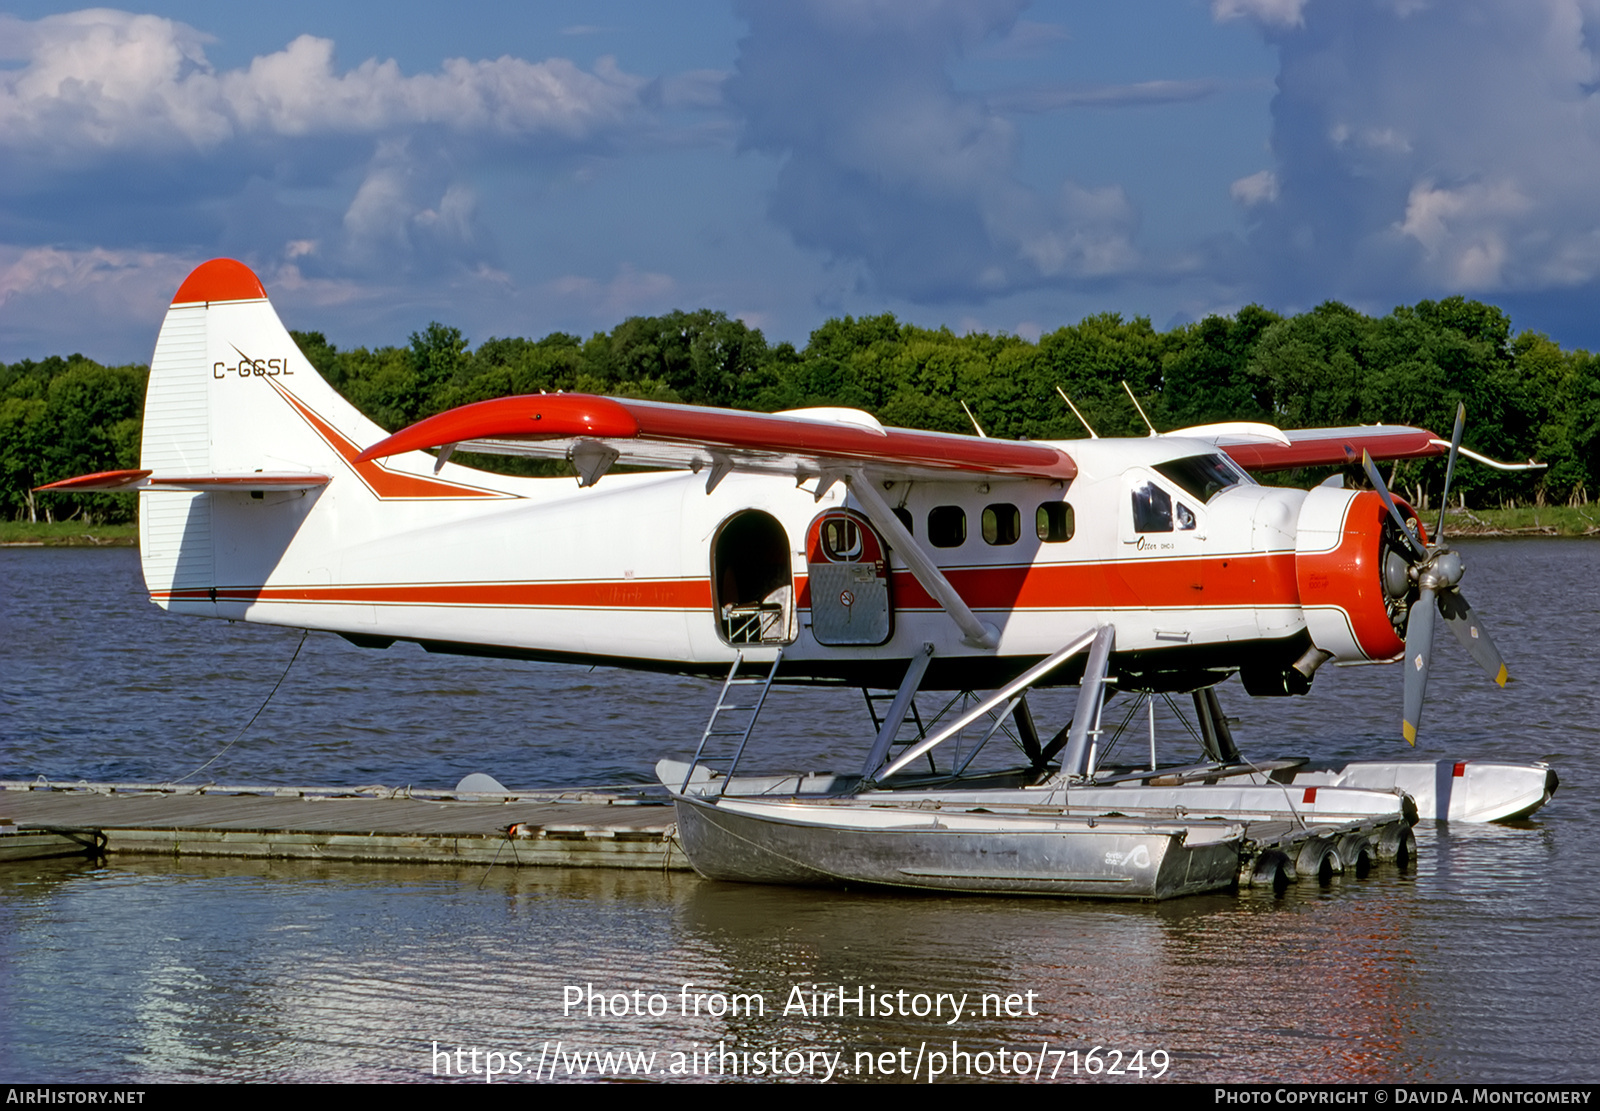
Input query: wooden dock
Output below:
<box><xmin>0</xmin><ymin>780</ymin><xmax>691</xmax><ymax>871</ymax></box>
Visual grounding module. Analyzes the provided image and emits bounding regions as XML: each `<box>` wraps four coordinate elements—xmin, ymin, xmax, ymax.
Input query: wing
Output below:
<box><xmin>355</xmin><ymin>394</ymin><xmax>1077</xmax><ymax>487</ymax></box>
<box><xmin>1168</xmin><ymin>423</ymin><xmax>1447</xmax><ymax>471</ymax></box>
<box><xmin>1220</xmin><ymin>425</ymin><xmax>1447</xmax><ymax>471</ymax></box>
<box><xmin>1170</xmin><ymin>421</ymin><xmax>1547</xmax><ymax>474</ymax></box>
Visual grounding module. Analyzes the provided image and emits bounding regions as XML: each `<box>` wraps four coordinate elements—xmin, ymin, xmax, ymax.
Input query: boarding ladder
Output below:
<box><xmin>682</xmin><ymin>650</ymin><xmax>783</xmax><ymax>795</ymax></box>
<box><xmin>862</xmin><ymin>687</ymin><xmax>932</xmax><ymax>771</ymax></box>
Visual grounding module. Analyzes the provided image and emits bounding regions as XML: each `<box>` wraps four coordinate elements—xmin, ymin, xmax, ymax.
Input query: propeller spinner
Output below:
<box><xmin>1361</xmin><ymin>404</ymin><xmax>1509</xmax><ymax>744</ymax></box>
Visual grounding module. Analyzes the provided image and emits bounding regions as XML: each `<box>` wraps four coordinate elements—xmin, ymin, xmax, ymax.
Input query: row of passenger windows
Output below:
<box><xmin>891</xmin><ymin>503</ymin><xmax>1075</xmax><ymax>548</ymax></box>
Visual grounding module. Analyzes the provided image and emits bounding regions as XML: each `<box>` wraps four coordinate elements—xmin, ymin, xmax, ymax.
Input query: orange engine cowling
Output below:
<box><xmin>1293</xmin><ymin>486</ymin><xmax>1427</xmax><ymax>663</ymax></box>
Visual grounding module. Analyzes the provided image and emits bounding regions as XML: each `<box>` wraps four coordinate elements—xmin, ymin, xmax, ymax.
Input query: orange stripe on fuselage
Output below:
<box><xmin>158</xmin><ymin>555</ymin><xmax>1302</xmax><ymax>616</ymax></box>
<box><xmin>155</xmin><ymin>578</ymin><xmax>714</xmax><ymax>609</ymax></box>
<box><xmin>268</xmin><ymin>380</ymin><xmax>512</xmax><ymax>500</ymax></box>
<box><xmin>870</xmin><ymin>552</ymin><xmax>1299</xmax><ymax>611</ymax></box>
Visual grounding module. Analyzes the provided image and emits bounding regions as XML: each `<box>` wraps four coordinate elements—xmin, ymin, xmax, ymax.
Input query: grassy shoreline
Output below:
<box><xmin>3</xmin><ymin>504</ymin><xmax>1595</xmax><ymax>547</ymax></box>
<box><xmin>0</xmin><ymin>521</ymin><xmax>138</xmax><ymax>546</ymax></box>
<box><xmin>1437</xmin><ymin>505</ymin><xmax>1599</xmax><ymax>536</ymax></box>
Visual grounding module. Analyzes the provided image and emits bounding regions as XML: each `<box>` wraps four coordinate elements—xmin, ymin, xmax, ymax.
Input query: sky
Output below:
<box><xmin>5</xmin><ymin>0</ymin><xmax>1600</xmax><ymax>364</ymax></box>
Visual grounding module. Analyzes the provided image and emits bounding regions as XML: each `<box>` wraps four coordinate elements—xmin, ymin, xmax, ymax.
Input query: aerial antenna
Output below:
<box><xmin>1055</xmin><ymin>386</ymin><xmax>1098</xmax><ymax>438</ymax></box>
<box><xmin>1121</xmin><ymin>381</ymin><xmax>1157</xmax><ymax>436</ymax></box>
<box><xmin>959</xmin><ymin>400</ymin><xmax>989</xmax><ymax>438</ymax></box>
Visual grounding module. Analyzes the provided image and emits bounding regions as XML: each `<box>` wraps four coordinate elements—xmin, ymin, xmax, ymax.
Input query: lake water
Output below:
<box><xmin>1</xmin><ymin>542</ymin><xmax>1596</xmax><ymax>1084</ymax></box>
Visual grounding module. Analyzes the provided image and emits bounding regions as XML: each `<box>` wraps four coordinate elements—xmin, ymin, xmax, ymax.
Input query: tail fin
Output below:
<box><xmin>139</xmin><ymin>259</ymin><xmax>366</xmax><ymax>603</ymax></box>
<box><xmin>142</xmin><ymin>258</ymin><xmax>398</xmax><ymax>477</ymax></box>
<box><xmin>139</xmin><ymin>258</ymin><xmax>507</xmax><ymax>611</ymax></box>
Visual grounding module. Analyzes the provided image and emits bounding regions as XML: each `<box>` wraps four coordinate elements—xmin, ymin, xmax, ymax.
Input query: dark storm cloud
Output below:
<box><xmin>726</xmin><ymin>0</ymin><xmax>1145</xmax><ymax>304</ymax></box>
<box><xmin>1226</xmin><ymin>0</ymin><xmax>1600</xmax><ymax>318</ymax></box>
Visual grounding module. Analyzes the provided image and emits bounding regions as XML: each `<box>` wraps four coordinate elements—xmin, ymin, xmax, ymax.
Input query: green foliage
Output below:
<box><xmin>1</xmin><ymin>355</ymin><xmax>146</xmax><ymax>523</ymax></box>
<box><xmin>11</xmin><ymin>295</ymin><xmax>1600</xmax><ymax>520</ymax></box>
<box><xmin>1162</xmin><ymin>305</ymin><xmax>1281</xmax><ymax>426</ymax></box>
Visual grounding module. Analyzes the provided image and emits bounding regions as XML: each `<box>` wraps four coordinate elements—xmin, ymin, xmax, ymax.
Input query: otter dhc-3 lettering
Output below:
<box><xmin>43</xmin><ymin>259</ymin><xmax>1557</xmax><ymax>822</ymax></box>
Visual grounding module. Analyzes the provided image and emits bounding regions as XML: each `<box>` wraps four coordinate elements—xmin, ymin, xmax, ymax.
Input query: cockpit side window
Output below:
<box><xmin>1131</xmin><ymin>482</ymin><xmax>1173</xmax><ymax>532</ymax></box>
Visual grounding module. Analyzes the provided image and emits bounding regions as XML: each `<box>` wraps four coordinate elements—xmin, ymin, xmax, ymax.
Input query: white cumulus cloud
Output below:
<box><xmin>0</xmin><ymin>9</ymin><xmax>647</xmax><ymax>158</ymax></box>
<box><xmin>1212</xmin><ymin>0</ymin><xmax>1309</xmax><ymax>30</ymax></box>
<box><xmin>1231</xmin><ymin>169</ymin><xmax>1279</xmax><ymax>207</ymax></box>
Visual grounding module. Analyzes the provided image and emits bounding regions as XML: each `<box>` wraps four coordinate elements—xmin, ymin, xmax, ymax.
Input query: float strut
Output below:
<box><xmin>1061</xmin><ymin>625</ymin><xmax>1115</xmax><ymax>779</ymax></box>
<box><xmin>860</xmin><ymin>643</ymin><xmax>935</xmax><ymax>780</ymax></box>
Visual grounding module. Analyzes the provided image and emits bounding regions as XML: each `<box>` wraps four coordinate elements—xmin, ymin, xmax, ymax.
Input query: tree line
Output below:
<box><xmin>5</xmin><ymin>296</ymin><xmax>1596</xmax><ymax>525</ymax></box>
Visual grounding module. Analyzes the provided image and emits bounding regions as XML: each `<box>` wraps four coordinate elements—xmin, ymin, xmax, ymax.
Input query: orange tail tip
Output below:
<box><xmin>171</xmin><ymin>258</ymin><xmax>268</xmax><ymax>306</ymax></box>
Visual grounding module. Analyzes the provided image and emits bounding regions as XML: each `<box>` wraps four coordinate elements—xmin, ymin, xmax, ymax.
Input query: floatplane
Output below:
<box><xmin>41</xmin><ymin>260</ymin><xmax>1556</xmax><ymax>895</ymax></box>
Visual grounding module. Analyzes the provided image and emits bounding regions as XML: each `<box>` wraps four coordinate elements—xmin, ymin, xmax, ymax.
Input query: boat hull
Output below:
<box><xmin>657</xmin><ymin>758</ymin><xmax>1417</xmax><ymax>826</ymax></box>
<box><xmin>671</xmin><ymin>794</ymin><xmax>1246</xmax><ymax>900</ymax></box>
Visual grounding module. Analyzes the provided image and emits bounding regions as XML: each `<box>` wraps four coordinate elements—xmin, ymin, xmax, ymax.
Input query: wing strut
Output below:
<box><xmin>843</xmin><ymin>471</ymin><xmax>998</xmax><ymax>649</ymax></box>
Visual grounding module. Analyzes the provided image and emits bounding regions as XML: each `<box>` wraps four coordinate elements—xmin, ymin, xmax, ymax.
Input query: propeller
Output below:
<box><xmin>1361</xmin><ymin>403</ymin><xmax>1508</xmax><ymax>745</ymax></box>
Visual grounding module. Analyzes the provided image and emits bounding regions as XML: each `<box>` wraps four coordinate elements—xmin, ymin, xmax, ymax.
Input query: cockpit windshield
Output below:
<box><xmin>1154</xmin><ymin>453</ymin><xmax>1250</xmax><ymax>503</ymax></box>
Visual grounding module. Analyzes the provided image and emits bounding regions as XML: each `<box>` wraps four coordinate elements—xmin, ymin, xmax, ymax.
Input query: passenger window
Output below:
<box><xmin>1132</xmin><ymin>482</ymin><xmax>1173</xmax><ymax>532</ymax></box>
<box><xmin>892</xmin><ymin>507</ymin><xmax>913</xmax><ymax>535</ymax></box>
<box><xmin>1176</xmin><ymin>502</ymin><xmax>1197</xmax><ymax>531</ymax></box>
<box><xmin>929</xmin><ymin>505</ymin><xmax>966</xmax><ymax>547</ymax></box>
<box><xmin>981</xmin><ymin>504</ymin><xmax>1020</xmax><ymax>545</ymax></box>
<box><xmin>1036</xmin><ymin>503</ymin><xmax>1074</xmax><ymax>543</ymax></box>
<box><xmin>821</xmin><ymin>517</ymin><xmax>864</xmax><ymax>560</ymax></box>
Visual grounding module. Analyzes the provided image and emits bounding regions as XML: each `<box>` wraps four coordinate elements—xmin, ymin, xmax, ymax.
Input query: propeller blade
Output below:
<box><xmin>1438</xmin><ymin>588</ymin><xmax>1510</xmax><ymax>687</ymax></box>
<box><xmin>1401</xmin><ymin>582</ymin><xmax>1440</xmax><ymax>749</ymax></box>
<box><xmin>1436</xmin><ymin>402</ymin><xmax>1465</xmax><ymax>543</ymax></box>
<box><xmin>1402</xmin><ymin>585</ymin><xmax>1436</xmax><ymax>745</ymax></box>
<box><xmin>1362</xmin><ymin>450</ymin><xmax>1427</xmax><ymax>557</ymax></box>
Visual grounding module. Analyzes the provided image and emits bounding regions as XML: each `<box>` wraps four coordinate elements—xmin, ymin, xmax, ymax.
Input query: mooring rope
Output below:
<box><xmin>171</xmin><ymin>629</ymin><xmax>309</xmax><ymax>785</ymax></box>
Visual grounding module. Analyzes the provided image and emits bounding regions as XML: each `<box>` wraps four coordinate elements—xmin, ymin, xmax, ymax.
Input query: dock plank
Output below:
<box><xmin>0</xmin><ymin>785</ymin><xmax>690</xmax><ymax>870</ymax></box>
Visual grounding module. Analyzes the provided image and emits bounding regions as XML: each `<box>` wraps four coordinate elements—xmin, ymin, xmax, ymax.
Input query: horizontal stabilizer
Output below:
<box><xmin>38</xmin><ymin>469</ymin><xmax>330</xmax><ymax>492</ymax></box>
